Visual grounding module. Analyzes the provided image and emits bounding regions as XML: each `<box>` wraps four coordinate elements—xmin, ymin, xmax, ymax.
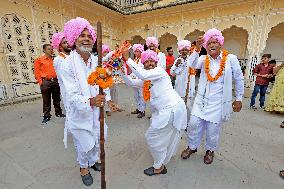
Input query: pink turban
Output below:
<box><xmin>178</xmin><ymin>40</ymin><xmax>191</xmax><ymax>51</ymax></box>
<box><xmin>133</xmin><ymin>44</ymin><xmax>144</xmax><ymax>53</ymax></box>
<box><xmin>51</xmin><ymin>32</ymin><xmax>65</xmax><ymax>50</ymax></box>
<box><xmin>141</xmin><ymin>50</ymin><xmax>159</xmax><ymax>64</ymax></box>
<box><xmin>63</xmin><ymin>17</ymin><xmax>96</xmax><ymax>47</ymax></box>
<box><xmin>102</xmin><ymin>44</ymin><xmax>110</xmax><ymax>53</ymax></box>
<box><xmin>146</xmin><ymin>37</ymin><xmax>158</xmax><ymax>48</ymax></box>
<box><xmin>203</xmin><ymin>28</ymin><xmax>224</xmax><ymax>47</ymax></box>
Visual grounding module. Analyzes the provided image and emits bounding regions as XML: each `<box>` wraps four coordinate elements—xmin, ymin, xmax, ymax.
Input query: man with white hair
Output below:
<box><xmin>170</xmin><ymin>40</ymin><xmax>196</xmax><ymax>101</ymax></box>
<box><xmin>146</xmin><ymin>36</ymin><xmax>166</xmax><ymax>70</ymax></box>
<box><xmin>181</xmin><ymin>28</ymin><xmax>244</xmax><ymax>164</ymax></box>
<box><xmin>60</xmin><ymin>17</ymin><xmax>118</xmax><ymax>186</ymax></box>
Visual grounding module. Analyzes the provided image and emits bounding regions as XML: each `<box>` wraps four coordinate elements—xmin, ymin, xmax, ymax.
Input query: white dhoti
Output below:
<box><xmin>145</xmin><ymin>114</ymin><xmax>182</xmax><ymax>169</ymax></box>
<box><xmin>133</xmin><ymin>88</ymin><xmax>146</xmax><ymax>112</ymax></box>
<box><xmin>187</xmin><ymin>115</ymin><xmax>221</xmax><ymax>151</ymax></box>
<box><xmin>73</xmin><ymin>136</ymin><xmax>99</xmax><ymax>168</ymax></box>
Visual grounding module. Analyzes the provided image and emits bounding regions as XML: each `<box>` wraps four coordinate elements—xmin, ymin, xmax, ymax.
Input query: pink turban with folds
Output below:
<box><xmin>203</xmin><ymin>28</ymin><xmax>224</xmax><ymax>47</ymax></box>
<box><xmin>51</xmin><ymin>32</ymin><xmax>65</xmax><ymax>50</ymax></box>
<box><xmin>63</xmin><ymin>17</ymin><xmax>97</xmax><ymax>47</ymax></box>
<box><xmin>141</xmin><ymin>50</ymin><xmax>159</xmax><ymax>64</ymax></box>
<box><xmin>102</xmin><ymin>44</ymin><xmax>110</xmax><ymax>53</ymax></box>
<box><xmin>178</xmin><ymin>40</ymin><xmax>191</xmax><ymax>51</ymax></box>
<box><xmin>146</xmin><ymin>37</ymin><xmax>158</xmax><ymax>48</ymax></box>
<box><xmin>133</xmin><ymin>44</ymin><xmax>144</xmax><ymax>53</ymax></box>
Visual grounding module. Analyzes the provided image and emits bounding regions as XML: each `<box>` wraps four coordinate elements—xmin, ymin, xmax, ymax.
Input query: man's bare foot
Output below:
<box><xmin>80</xmin><ymin>167</ymin><xmax>90</xmax><ymax>176</ymax></box>
<box><xmin>154</xmin><ymin>165</ymin><xmax>165</xmax><ymax>174</ymax></box>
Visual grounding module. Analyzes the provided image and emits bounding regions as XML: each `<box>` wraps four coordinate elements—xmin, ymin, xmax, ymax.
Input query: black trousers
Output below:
<box><xmin>40</xmin><ymin>79</ymin><xmax>62</xmax><ymax>118</ymax></box>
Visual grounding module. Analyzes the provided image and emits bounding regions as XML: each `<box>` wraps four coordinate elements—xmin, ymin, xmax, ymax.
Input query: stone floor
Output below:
<box><xmin>0</xmin><ymin>84</ymin><xmax>283</xmax><ymax>189</ymax></box>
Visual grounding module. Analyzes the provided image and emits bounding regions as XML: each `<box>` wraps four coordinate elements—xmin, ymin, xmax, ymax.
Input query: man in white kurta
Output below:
<box><xmin>146</xmin><ymin>36</ymin><xmax>166</xmax><ymax>70</ymax></box>
<box><xmin>51</xmin><ymin>32</ymin><xmax>71</xmax><ymax>109</ymax></box>
<box><xmin>61</xmin><ymin>17</ymin><xmax>117</xmax><ymax>186</ymax></box>
<box><xmin>129</xmin><ymin>44</ymin><xmax>146</xmax><ymax>118</ymax></box>
<box><xmin>181</xmin><ymin>28</ymin><xmax>244</xmax><ymax>165</ymax></box>
<box><xmin>121</xmin><ymin>49</ymin><xmax>187</xmax><ymax>176</ymax></box>
<box><xmin>170</xmin><ymin>40</ymin><xmax>196</xmax><ymax>102</ymax></box>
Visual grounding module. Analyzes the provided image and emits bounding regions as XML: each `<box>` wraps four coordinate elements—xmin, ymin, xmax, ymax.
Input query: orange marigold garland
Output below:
<box><xmin>189</xmin><ymin>67</ymin><xmax>196</xmax><ymax>75</ymax></box>
<box><xmin>88</xmin><ymin>67</ymin><xmax>113</xmax><ymax>89</ymax></box>
<box><xmin>143</xmin><ymin>80</ymin><xmax>151</xmax><ymax>101</ymax></box>
<box><xmin>205</xmin><ymin>50</ymin><xmax>228</xmax><ymax>82</ymax></box>
<box><xmin>106</xmin><ymin>40</ymin><xmax>132</xmax><ymax>70</ymax></box>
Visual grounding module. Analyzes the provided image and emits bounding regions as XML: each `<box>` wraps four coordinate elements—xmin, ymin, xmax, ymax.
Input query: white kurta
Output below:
<box><xmin>157</xmin><ymin>52</ymin><xmax>166</xmax><ymax>70</ymax></box>
<box><xmin>123</xmin><ymin>58</ymin><xmax>187</xmax><ymax>168</ymax></box>
<box><xmin>190</xmin><ymin>51</ymin><xmax>244</xmax><ymax>124</ymax></box>
<box><xmin>129</xmin><ymin>58</ymin><xmax>146</xmax><ymax>112</ymax></box>
<box><xmin>54</xmin><ymin>53</ymin><xmax>68</xmax><ymax>108</ymax></box>
<box><xmin>60</xmin><ymin>51</ymin><xmax>111</xmax><ymax>155</ymax></box>
<box><xmin>170</xmin><ymin>54</ymin><xmax>196</xmax><ymax>98</ymax></box>
<box><xmin>186</xmin><ymin>51</ymin><xmax>244</xmax><ymax>152</ymax></box>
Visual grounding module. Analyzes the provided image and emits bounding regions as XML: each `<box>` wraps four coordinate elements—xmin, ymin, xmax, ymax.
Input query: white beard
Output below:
<box><xmin>78</xmin><ymin>46</ymin><xmax>92</xmax><ymax>53</ymax></box>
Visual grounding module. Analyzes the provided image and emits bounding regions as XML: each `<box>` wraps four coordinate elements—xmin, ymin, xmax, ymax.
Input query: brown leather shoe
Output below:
<box><xmin>204</xmin><ymin>150</ymin><xmax>214</xmax><ymax>164</ymax></box>
<box><xmin>181</xmin><ymin>147</ymin><xmax>197</xmax><ymax>159</ymax></box>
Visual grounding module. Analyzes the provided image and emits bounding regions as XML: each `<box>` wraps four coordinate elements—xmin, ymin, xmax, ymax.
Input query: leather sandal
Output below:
<box><xmin>204</xmin><ymin>150</ymin><xmax>214</xmax><ymax>164</ymax></box>
<box><xmin>80</xmin><ymin>168</ymin><xmax>93</xmax><ymax>186</ymax></box>
<box><xmin>91</xmin><ymin>162</ymin><xmax>101</xmax><ymax>172</ymax></box>
<box><xmin>144</xmin><ymin>166</ymin><xmax>167</xmax><ymax>176</ymax></box>
<box><xmin>131</xmin><ymin>109</ymin><xmax>140</xmax><ymax>114</ymax></box>
<box><xmin>181</xmin><ymin>147</ymin><xmax>197</xmax><ymax>159</ymax></box>
<box><xmin>137</xmin><ymin>111</ymin><xmax>145</xmax><ymax>118</ymax></box>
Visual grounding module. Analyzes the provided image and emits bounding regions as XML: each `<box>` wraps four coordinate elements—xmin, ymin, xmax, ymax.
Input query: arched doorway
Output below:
<box><xmin>131</xmin><ymin>35</ymin><xmax>145</xmax><ymax>45</ymax></box>
<box><xmin>263</xmin><ymin>22</ymin><xmax>284</xmax><ymax>64</ymax></box>
<box><xmin>159</xmin><ymin>33</ymin><xmax>178</xmax><ymax>56</ymax></box>
<box><xmin>184</xmin><ymin>29</ymin><xmax>205</xmax><ymax>43</ymax></box>
<box><xmin>222</xmin><ymin>26</ymin><xmax>248</xmax><ymax>71</ymax></box>
<box><xmin>222</xmin><ymin>25</ymin><xmax>248</xmax><ymax>59</ymax></box>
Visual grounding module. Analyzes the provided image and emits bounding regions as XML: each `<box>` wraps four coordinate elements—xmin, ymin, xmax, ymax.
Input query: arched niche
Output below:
<box><xmin>130</xmin><ymin>35</ymin><xmax>145</xmax><ymax>45</ymax></box>
<box><xmin>184</xmin><ymin>29</ymin><xmax>205</xmax><ymax>43</ymax></box>
<box><xmin>159</xmin><ymin>32</ymin><xmax>178</xmax><ymax>56</ymax></box>
<box><xmin>222</xmin><ymin>25</ymin><xmax>248</xmax><ymax>59</ymax></box>
<box><xmin>263</xmin><ymin>22</ymin><xmax>284</xmax><ymax>62</ymax></box>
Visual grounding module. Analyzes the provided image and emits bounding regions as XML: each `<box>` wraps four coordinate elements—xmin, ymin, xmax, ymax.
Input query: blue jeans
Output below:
<box><xmin>250</xmin><ymin>84</ymin><xmax>268</xmax><ymax>107</ymax></box>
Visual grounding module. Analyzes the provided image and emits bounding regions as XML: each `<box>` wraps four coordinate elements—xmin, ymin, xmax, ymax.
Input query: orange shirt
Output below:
<box><xmin>34</xmin><ymin>55</ymin><xmax>57</xmax><ymax>85</ymax></box>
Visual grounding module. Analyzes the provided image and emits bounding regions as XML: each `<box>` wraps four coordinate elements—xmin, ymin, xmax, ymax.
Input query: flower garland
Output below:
<box><xmin>87</xmin><ymin>67</ymin><xmax>113</xmax><ymax>89</ymax></box>
<box><xmin>106</xmin><ymin>40</ymin><xmax>132</xmax><ymax>70</ymax></box>
<box><xmin>143</xmin><ymin>80</ymin><xmax>151</xmax><ymax>101</ymax></box>
<box><xmin>205</xmin><ymin>50</ymin><xmax>228</xmax><ymax>82</ymax></box>
<box><xmin>189</xmin><ymin>67</ymin><xmax>196</xmax><ymax>75</ymax></box>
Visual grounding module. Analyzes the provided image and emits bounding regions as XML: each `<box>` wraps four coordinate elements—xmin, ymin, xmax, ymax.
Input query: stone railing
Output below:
<box><xmin>94</xmin><ymin>0</ymin><xmax>201</xmax><ymax>14</ymax></box>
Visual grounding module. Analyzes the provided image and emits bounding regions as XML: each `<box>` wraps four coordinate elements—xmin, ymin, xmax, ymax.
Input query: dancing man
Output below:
<box><xmin>181</xmin><ymin>28</ymin><xmax>244</xmax><ymax>165</ymax></box>
<box><xmin>121</xmin><ymin>49</ymin><xmax>187</xmax><ymax>176</ymax></box>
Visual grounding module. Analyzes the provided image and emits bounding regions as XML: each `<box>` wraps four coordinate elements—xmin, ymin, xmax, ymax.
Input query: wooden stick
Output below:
<box><xmin>97</xmin><ymin>21</ymin><xmax>106</xmax><ymax>189</ymax></box>
<box><xmin>184</xmin><ymin>69</ymin><xmax>191</xmax><ymax>106</ymax></box>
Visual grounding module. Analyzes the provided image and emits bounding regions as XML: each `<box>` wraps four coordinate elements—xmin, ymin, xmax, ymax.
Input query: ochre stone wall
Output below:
<box><xmin>0</xmin><ymin>0</ymin><xmax>284</xmax><ymax>103</ymax></box>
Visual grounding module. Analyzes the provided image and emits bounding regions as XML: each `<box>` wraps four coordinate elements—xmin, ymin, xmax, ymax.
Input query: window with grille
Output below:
<box><xmin>39</xmin><ymin>22</ymin><xmax>60</xmax><ymax>47</ymax></box>
<box><xmin>1</xmin><ymin>14</ymin><xmax>37</xmax><ymax>83</ymax></box>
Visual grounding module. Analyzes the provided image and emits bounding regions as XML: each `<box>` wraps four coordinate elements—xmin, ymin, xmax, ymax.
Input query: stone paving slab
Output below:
<box><xmin>0</xmin><ymin>84</ymin><xmax>283</xmax><ymax>189</ymax></box>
